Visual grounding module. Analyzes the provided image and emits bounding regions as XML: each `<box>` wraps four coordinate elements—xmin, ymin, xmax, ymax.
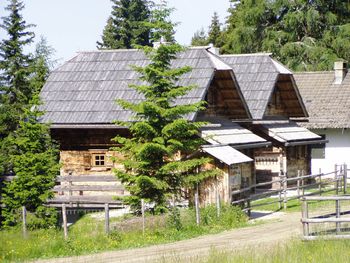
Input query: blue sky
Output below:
<box><xmin>0</xmin><ymin>0</ymin><xmax>231</xmax><ymax>64</ymax></box>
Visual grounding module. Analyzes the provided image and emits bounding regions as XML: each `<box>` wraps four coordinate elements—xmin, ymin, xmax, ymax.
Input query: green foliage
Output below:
<box><xmin>113</xmin><ymin>43</ymin><xmax>219</xmax><ymax>212</ymax></box>
<box><xmin>0</xmin><ymin>0</ymin><xmax>35</xmax><ymax>138</ymax></box>
<box><xmin>207</xmin><ymin>12</ymin><xmax>222</xmax><ymax>47</ymax></box>
<box><xmin>191</xmin><ymin>27</ymin><xmax>208</xmax><ymax>46</ymax></box>
<box><xmin>147</xmin><ymin>0</ymin><xmax>177</xmax><ymax>42</ymax></box>
<box><xmin>97</xmin><ymin>0</ymin><xmax>151</xmax><ymax>49</ymax></box>
<box><xmin>1</xmin><ymin>97</ymin><xmax>60</xmax><ymax>228</ymax></box>
<box><xmin>222</xmin><ymin>0</ymin><xmax>350</xmax><ymax>71</ymax></box>
<box><xmin>0</xmin><ymin>206</ymin><xmax>247</xmax><ymax>261</ymax></box>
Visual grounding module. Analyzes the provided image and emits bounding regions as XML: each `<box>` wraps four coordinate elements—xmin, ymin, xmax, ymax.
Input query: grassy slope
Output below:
<box><xmin>0</xmin><ymin>205</ymin><xmax>247</xmax><ymax>262</ymax></box>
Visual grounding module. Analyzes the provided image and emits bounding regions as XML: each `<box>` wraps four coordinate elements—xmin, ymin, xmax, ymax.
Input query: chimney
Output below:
<box><xmin>208</xmin><ymin>43</ymin><xmax>220</xmax><ymax>55</ymax></box>
<box><xmin>334</xmin><ymin>60</ymin><xmax>348</xmax><ymax>84</ymax></box>
<box><xmin>153</xmin><ymin>36</ymin><xmax>167</xmax><ymax>49</ymax></box>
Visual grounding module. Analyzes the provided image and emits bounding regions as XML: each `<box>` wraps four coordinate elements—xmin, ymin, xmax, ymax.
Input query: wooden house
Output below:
<box><xmin>40</xmin><ymin>47</ymin><xmax>324</xmax><ymax>206</ymax></box>
<box><xmin>41</xmin><ymin>47</ymin><xmax>264</xmax><ymax>205</ymax></box>
<box><xmin>294</xmin><ymin>61</ymin><xmax>350</xmax><ymax>174</ymax></box>
<box><xmin>220</xmin><ymin>54</ymin><xmax>327</xmax><ymax>189</ymax></box>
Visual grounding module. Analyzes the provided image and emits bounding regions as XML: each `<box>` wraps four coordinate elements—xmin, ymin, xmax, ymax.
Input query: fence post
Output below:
<box><xmin>319</xmin><ymin>168</ymin><xmax>322</xmax><ymax>196</ymax></box>
<box><xmin>301</xmin><ymin>198</ymin><xmax>309</xmax><ymax>238</ymax></box>
<box><xmin>344</xmin><ymin>163</ymin><xmax>348</xmax><ymax>194</ymax></box>
<box><xmin>297</xmin><ymin>170</ymin><xmax>301</xmax><ymax>198</ymax></box>
<box><xmin>195</xmin><ymin>183</ymin><xmax>200</xmax><ymax>225</ymax></box>
<box><xmin>283</xmin><ymin>174</ymin><xmax>287</xmax><ymax>210</ymax></box>
<box><xmin>302</xmin><ymin>170</ymin><xmax>305</xmax><ymax>196</ymax></box>
<box><xmin>105</xmin><ymin>203</ymin><xmax>110</xmax><ymax>235</ymax></box>
<box><xmin>22</xmin><ymin>206</ymin><xmax>27</xmax><ymax>238</ymax></box>
<box><xmin>336</xmin><ymin>199</ymin><xmax>341</xmax><ymax>233</ymax></box>
<box><xmin>216</xmin><ymin>176</ymin><xmax>221</xmax><ymax>218</ymax></box>
<box><xmin>141</xmin><ymin>199</ymin><xmax>145</xmax><ymax>236</ymax></box>
<box><xmin>335</xmin><ymin>164</ymin><xmax>339</xmax><ymax>195</ymax></box>
<box><xmin>62</xmin><ymin>203</ymin><xmax>68</xmax><ymax>240</ymax></box>
<box><xmin>278</xmin><ymin>177</ymin><xmax>282</xmax><ymax>210</ymax></box>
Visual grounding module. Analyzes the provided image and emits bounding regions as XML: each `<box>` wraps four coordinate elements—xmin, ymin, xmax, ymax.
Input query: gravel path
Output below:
<box><xmin>35</xmin><ymin>211</ymin><xmax>301</xmax><ymax>263</ymax></box>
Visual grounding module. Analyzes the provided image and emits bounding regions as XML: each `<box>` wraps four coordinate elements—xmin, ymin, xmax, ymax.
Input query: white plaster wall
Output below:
<box><xmin>311</xmin><ymin>129</ymin><xmax>350</xmax><ymax>174</ymax></box>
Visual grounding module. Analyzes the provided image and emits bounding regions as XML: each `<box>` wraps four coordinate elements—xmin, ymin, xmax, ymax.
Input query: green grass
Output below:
<box><xmin>202</xmin><ymin>239</ymin><xmax>350</xmax><ymax>263</ymax></box>
<box><xmin>251</xmin><ymin>185</ymin><xmax>347</xmax><ymax>212</ymax></box>
<box><xmin>160</xmin><ymin>239</ymin><xmax>350</xmax><ymax>263</ymax></box>
<box><xmin>0</xmin><ymin>205</ymin><xmax>248</xmax><ymax>262</ymax></box>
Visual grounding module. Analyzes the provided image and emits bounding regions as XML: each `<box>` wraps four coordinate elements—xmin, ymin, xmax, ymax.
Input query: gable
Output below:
<box><xmin>198</xmin><ymin>70</ymin><xmax>250</xmax><ymax>120</ymax></box>
<box><xmin>221</xmin><ymin>54</ymin><xmax>307</xmax><ymax>120</ymax></box>
<box><xmin>264</xmin><ymin>74</ymin><xmax>307</xmax><ymax>118</ymax></box>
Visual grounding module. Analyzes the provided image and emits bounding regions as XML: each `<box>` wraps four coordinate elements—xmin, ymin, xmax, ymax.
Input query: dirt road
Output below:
<box><xmin>35</xmin><ymin>211</ymin><xmax>301</xmax><ymax>263</ymax></box>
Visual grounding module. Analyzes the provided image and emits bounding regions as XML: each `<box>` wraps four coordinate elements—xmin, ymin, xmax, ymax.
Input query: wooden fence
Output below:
<box><xmin>48</xmin><ymin>175</ymin><xmax>126</xmax><ymax>208</ymax></box>
<box><xmin>231</xmin><ymin>164</ymin><xmax>348</xmax><ymax>214</ymax></box>
<box><xmin>301</xmin><ymin>196</ymin><xmax>350</xmax><ymax>240</ymax></box>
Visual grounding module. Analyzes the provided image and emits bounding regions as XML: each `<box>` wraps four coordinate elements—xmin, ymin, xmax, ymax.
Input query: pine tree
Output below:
<box><xmin>147</xmin><ymin>0</ymin><xmax>177</xmax><ymax>43</ymax></box>
<box><xmin>207</xmin><ymin>12</ymin><xmax>222</xmax><ymax>47</ymax></box>
<box><xmin>191</xmin><ymin>28</ymin><xmax>208</xmax><ymax>46</ymax></box>
<box><xmin>0</xmin><ymin>0</ymin><xmax>35</xmax><ymax>138</ymax></box>
<box><xmin>1</xmin><ymin>96</ymin><xmax>60</xmax><ymax>228</ymax></box>
<box><xmin>97</xmin><ymin>0</ymin><xmax>151</xmax><ymax>49</ymax></box>
<box><xmin>113</xmin><ymin>44</ymin><xmax>219</xmax><ymax>213</ymax></box>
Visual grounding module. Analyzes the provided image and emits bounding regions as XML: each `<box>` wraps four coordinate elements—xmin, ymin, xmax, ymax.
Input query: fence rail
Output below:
<box><xmin>232</xmin><ymin>164</ymin><xmax>348</xmax><ymax>213</ymax></box>
<box><xmin>301</xmin><ymin>195</ymin><xmax>350</xmax><ymax>240</ymax></box>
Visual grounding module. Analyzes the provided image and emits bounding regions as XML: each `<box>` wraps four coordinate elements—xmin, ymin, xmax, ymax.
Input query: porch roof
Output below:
<box><xmin>260</xmin><ymin>122</ymin><xmax>323</xmax><ymax>145</ymax></box>
<box><xmin>200</xmin><ymin>118</ymin><xmax>268</xmax><ymax>147</ymax></box>
<box><xmin>202</xmin><ymin>145</ymin><xmax>253</xmax><ymax>165</ymax></box>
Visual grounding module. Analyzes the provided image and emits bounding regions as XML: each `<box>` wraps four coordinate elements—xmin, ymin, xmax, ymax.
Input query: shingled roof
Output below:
<box><xmin>41</xmin><ymin>48</ymin><xmax>247</xmax><ymax>125</ymax></box>
<box><xmin>220</xmin><ymin>54</ymin><xmax>306</xmax><ymax>120</ymax></box>
<box><xmin>294</xmin><ymin>71</ymin><xmax>350</xmax><ymax>129</ymax></box>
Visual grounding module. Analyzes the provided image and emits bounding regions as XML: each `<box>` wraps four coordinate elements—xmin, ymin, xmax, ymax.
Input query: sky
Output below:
<box><xmin>0</xmin><ymin>0</ymin><xmax>232</xmax><ymax>64</ymax></box>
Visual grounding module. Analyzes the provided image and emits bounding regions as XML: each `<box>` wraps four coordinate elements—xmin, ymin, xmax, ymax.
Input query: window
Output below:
<box><xmin>93</xmin><ymin>154</ymin><xmax>105</xmax><ymax>166</ymax></box>
<box><xmin>311</xmin><ymin>135</ymin><xmax>326</xmax><ymax>159</ymax></box>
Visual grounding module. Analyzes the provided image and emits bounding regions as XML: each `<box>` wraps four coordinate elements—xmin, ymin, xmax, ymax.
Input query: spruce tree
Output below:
<box><xmin>222</xmin><ymin>0</ymin><xmax>350</xmax><ymax>71</ymax></box>
<box><xmin>97</xmin><ymin>0</ymin><xmax>151</xmax><ymax>49</ymax></box>
<box><xmin>191</xmin><ymin>28</ymin><xmax>208</xmax><ymax>46</ymax></box>
<box><xmin>1</xmin><ymin>96</ymin><xmax>60</xmax><ymax>228</ymax></box>
<box><xmin>147</xmin><ymin>0</ymin><xmax>177</xmax><ymax>42</ymax></box>
<box><xmin>0</xmin><ymin>0</ymin><xmax>35</xmax><ymax>138</ymax></box>
<box><xmin>207</xmin><ymin>12</ymin><xmax>222</xmax><ymax>47</ymax></box>
<box><xmin>113</xmin><ymin>44</ymin><xmax>219</xmax><ymax>212</ymax></box>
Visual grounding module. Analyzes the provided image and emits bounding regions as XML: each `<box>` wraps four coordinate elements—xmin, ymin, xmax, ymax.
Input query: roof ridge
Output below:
<box><xmin>294</xmin><ymin>71</ymin><xmax>334</xmax><ymax>74</ymax></box>
<box><xmin>220</xmin><ymin>53</ymin><xmax>272</xmax><ymax>57</ymax></box>
<box><xmin>204</xmin><ymin>49</ymin><xmax>232</xmax><ymax>70</ymax></box>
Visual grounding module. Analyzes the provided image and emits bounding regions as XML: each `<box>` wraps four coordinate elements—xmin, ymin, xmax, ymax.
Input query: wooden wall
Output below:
<box><xmin>254</xmin><ymin>145</ymin><xmax>310</xmax><ymax>189</ymax></box>
<box><xmin>198</xmin><ymin>70</ymin><xmax>249</xmax><ymax>120</ymax></box>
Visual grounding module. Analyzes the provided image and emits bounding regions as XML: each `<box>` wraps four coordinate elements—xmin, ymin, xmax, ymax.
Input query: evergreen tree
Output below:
<box><xmin>207</xmin><ymin>12</ymin><xmax>222</xmax><ymax>47</ymax></box>
<box><xmin>113</xmin><ymin>44</ymin><xmax>219</xmax><ymax>212</ymax></box>
<box><xmin>97</xmin><ymin>0</ymin><xmax>151</xmax><ymax>49</ymax></box>
<box><xmin>1</xmin><ymin>96</ymin><xmax>60</xmax><ymax>228</ymax></box>
<box><xmin>147</xmin><ymin>0</ymin><xmax>177</xmax><ymax>43</ymax></box>
<box><xmin>222</xmin><ymin>0</ymin><xmax>350</xmax><ymax>71</ymax></box>
<box><xmin>191</xmin><ymin>28</ymin><xmax>208</xmax><ymax>46</ymax></box>
<box><xmin>221</xmin><ymin>0</ymin><xmax>274</xmax><ymax>54</ymax></box>
<box><xmin>0</xmin><ymin>0</ymin><xmax>35</xmax><ymax>138</ymax></box>
<box><xmin>29</xmin><ymin>37</ymin><xmax>56</xmax><ymax>96</ymax></box>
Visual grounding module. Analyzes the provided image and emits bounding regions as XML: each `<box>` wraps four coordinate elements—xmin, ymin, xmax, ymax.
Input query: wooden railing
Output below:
<box><xmin>231</xmin><ymin>164</ymin><xmax>348</xmax><ymax>213</ymax></box>
<box><xmin>48</xmin><ymin>174</ymin><xmax>126</xmax><ymax>208</ymax></box>
<box><xmin>301</xmin><ymin>196</ymin><xmax>350</xmax><ymax>240</ymax></box>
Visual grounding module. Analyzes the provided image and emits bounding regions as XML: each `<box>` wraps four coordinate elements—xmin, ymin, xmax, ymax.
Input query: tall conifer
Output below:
<box><xmin>207</xmin><ymin>12</ymin><xmax>222</xmax><ymax>47</ymax></box>
<box><xmin>113</xmin><ymin>44</ymin><xmax>219</xmax><ymax>212</ymax></box>
<box><xmin>0</xmin><ymin>0</ymin><xmax>35</xmax><ymax>138</ymax></box>
<box><xmin>97</xmin><ymin>0</ymin><xmax>151</xmax><ymax>49</ymax></box>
